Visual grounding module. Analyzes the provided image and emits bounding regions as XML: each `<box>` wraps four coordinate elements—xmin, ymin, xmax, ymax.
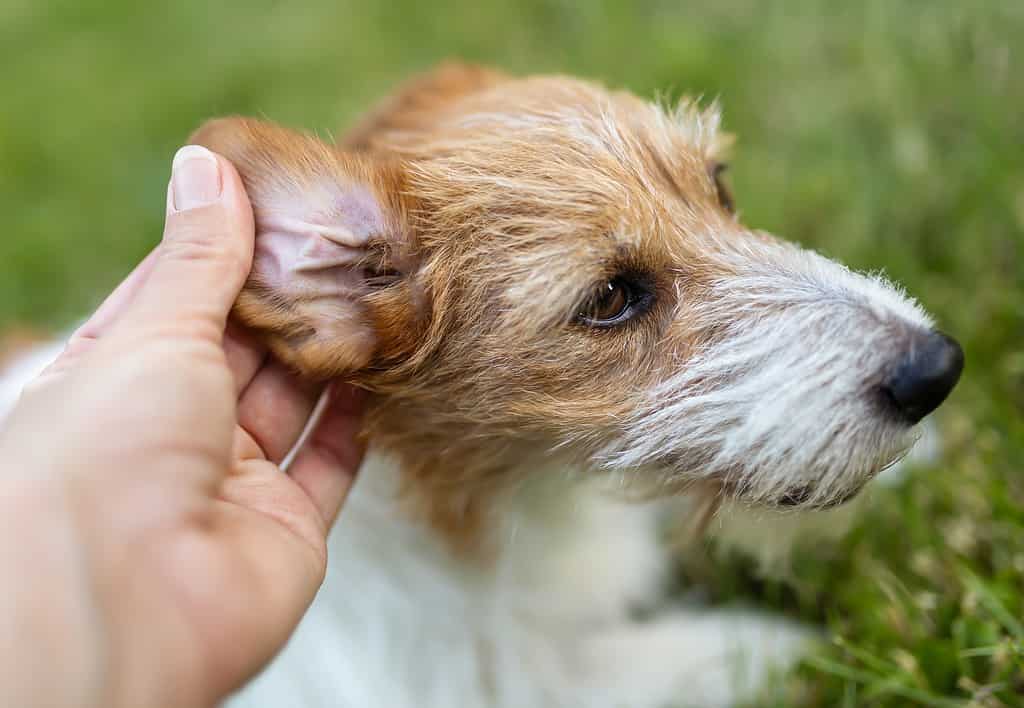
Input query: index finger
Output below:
<box><xmin>41</xmin><ymin>248</ymin><xmax>160</xmax><ymax>378</ymax></box>
<box><xmin>75</xmin><ymin>248</ymin><xmax>160</xmax><ymax>341</ymax></box>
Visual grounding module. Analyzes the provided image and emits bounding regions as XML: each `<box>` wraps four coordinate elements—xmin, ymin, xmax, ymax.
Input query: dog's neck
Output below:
<box><xmin>359</xmin><ymin>393</ymin><xmax>589</xmax><ymax>556</ymax></box>
<box><xmin>347</xmin><ymin>445</ymin><xmax>674</xmax><ymax>627</ymax></box>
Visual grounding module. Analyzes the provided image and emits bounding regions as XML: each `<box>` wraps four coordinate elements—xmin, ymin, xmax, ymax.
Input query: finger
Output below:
<box><xmin>34</xmin><ymin>336</ymin><xmax>96</xmax><ymax>380</ymax></box>
<box><xmin>223</xmin><ymin>320</ymin><xmax>267</xmax><ymax>396</ymax></box>
<box><xmin>231</xmin><ymin>424</ymin><xmax>266</xmax><ymax>465</ymax></box>
<box><xmin>75</xmin><ymin>248</ymin><xmax>160</xmax><ymax>341</ymax></box>
<box><xmin>236</xmin><ymin>359</ymin><xmax>320</xmax><ymax>464</ymax></box>
<box><xmin>117</xmin><ymin>146</ymin><xmax>254</xmax><ymax>335</ymax></box>
<box><xmin>287</xmin><ymin>384</ymin><xmax>367</xmax><ymax>526</ymax></box>
<box><xmin>40</xmin><ymin>249</ymin><xmax>161</xmax><ymax>379</ymax></box>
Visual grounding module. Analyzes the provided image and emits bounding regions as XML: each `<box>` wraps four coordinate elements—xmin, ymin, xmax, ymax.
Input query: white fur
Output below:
<box><xmin>600</xmin><ymin>240</ymin><xmax>934</xmax><ymax>508</ymax></box>
<box><xmin>229</xmin><ymin>456</ymin><xmax>812</xmax><ymax>708</ymax></box>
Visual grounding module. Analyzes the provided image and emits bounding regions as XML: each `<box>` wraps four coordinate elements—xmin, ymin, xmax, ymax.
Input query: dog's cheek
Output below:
<box><xmin>363</xmin><ymin>283</ymin><xmax>429</xmax><ymax>369</ymax></box>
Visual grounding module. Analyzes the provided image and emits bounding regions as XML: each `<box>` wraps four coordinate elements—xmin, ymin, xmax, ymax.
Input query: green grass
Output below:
<box><xmin>2</xmin><ymin>1</ymin><xmax>1021</xmax><ymax>705</ymax></box>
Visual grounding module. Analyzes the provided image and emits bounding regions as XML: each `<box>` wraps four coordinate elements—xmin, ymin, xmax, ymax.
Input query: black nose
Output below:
<box><xmin>882</xmin><ymin>331</ymin><xmax>964</xmax><ymax>424</ymax></box>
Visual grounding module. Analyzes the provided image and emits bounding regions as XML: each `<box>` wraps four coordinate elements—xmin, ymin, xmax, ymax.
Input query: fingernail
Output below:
<box><xmin>171</xmin><ymin>145</ymin><xmax>222</xmax><ymax>211</ymax></box>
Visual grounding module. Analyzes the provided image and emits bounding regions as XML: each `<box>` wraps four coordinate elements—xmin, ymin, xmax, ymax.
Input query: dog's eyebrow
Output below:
<box><xmin>636</xmin><ymin>136</ymin><xmax>689</xmax><ymax>205</ymax></box>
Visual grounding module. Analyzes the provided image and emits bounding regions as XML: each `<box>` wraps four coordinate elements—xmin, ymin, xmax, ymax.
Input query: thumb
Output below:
<box><xmin>118</xmin><ymin>146</ymin><xmax>255</xmax><ymax>335</ymax></box>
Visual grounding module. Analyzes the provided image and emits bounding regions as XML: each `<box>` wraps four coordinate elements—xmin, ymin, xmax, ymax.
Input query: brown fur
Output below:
<box><xmin>192</xmin><ymin>63</ymin><xmax>744</xmax><ymax>553</ymax></box>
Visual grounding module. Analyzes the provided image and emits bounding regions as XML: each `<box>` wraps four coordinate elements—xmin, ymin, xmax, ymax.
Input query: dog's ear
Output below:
<box><xmin>342</xmin><ymin>61</ymin><xmax>507</xmax><ymax>151</ymax></box>
<box><xmin>190</xmin><ymin>117</ymin><xmax>420</xmax><ymax>379</ymax></box>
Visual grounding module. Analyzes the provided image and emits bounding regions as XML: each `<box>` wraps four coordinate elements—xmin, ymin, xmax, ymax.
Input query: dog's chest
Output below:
<box><xmin>230</xmin><ymin>451</ymin><xmax>668</xmax><ymax>708</ymax></box>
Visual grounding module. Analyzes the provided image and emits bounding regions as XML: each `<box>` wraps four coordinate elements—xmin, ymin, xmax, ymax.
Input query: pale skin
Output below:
<box><xmin>0</xmin><ymin>146</ymin><xmax>364</xmax><ymax>707</ymax></box>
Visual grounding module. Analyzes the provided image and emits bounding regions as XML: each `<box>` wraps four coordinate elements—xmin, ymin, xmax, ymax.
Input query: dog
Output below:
<box><xmin>0</xmin><ymin>63</ymin><xmax>963</xmax><ymax>707</ymax></box>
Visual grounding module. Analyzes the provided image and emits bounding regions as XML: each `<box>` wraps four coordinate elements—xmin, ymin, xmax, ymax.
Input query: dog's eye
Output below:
<box><xmin>710</xmin><ymin>162</ymin><xmax>735</xmax><ymax>214</ymax></box>
<box><xmin>576</xmin><ymin>277</ymin><xmax>651</xmax><ymax>328</ymax></box>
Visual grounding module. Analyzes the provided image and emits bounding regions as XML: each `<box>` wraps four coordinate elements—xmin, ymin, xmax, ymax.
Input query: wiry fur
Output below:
<box><xmin>600</xmin><ymin>246</ymin><xmax>933</xmax><ymax>508</ymax></box>
<box><xmin>0</xmin><ymin>63</ymin><xmax>957</xmax><ymax>707</ymax></box>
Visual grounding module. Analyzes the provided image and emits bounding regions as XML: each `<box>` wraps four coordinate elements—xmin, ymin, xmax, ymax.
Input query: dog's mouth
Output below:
<box><xmin>773</xmin><ymin>483</ymin><xmax>865</xmax><ymax>509</ymax></box>
<box><xmin>714</xmin><ymin>478</ymin><xmax>868</xmax><ymax>510</ymax></box>
<box><xmin>624</xmin><ymin>422</ymin><xmax>915</xmax><ymax>511</ymax></box>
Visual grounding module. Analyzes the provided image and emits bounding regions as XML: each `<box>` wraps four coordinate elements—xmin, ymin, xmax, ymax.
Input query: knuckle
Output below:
<box><xmin>160</xmin><ymin>233</ymin><xmax>235</xmax><ymax>265</ymax></box>
<box><xmin>164</xmin><ymin>207</ymin><xmax>246</xmax><ymax>263</ymax></box>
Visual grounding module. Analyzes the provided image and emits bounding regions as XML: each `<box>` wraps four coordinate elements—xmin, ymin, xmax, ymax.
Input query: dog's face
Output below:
<box><xmin>194</xmin><ymin>64</ymin><xmax>962</xmax><ymax>530</ymax></box>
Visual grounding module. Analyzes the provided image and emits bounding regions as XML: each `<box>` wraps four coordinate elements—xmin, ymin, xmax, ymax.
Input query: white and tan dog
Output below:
<box><xmin>0</xmin><ymin>64</ymin><xmax>962</xmax><ymax>707</ymax></box>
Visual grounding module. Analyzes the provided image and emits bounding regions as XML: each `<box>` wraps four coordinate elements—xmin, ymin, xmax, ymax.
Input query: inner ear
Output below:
<box><xmin>190</xmin><ymin>117</ymin><xmax>420</xmax><ymax>379</ymax></box>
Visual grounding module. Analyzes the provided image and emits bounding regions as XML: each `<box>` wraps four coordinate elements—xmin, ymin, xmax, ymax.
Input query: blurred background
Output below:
<box><xmin>1</xmin><ymin>1</ymin><xmax>1021</xmax><ymax>705</ymax></box>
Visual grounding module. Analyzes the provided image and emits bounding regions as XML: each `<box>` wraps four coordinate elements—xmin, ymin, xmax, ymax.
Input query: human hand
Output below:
<box><xmin>0</xmin><ymin>146</ymin><xmax>365</xmax><ymax>708</ymax></box>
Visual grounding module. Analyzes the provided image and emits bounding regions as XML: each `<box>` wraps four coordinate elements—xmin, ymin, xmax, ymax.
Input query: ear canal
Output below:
<box><xmin>190</xmin><ymin>117</ymin><xmax>418</xmax><ymax>379</ymax></box>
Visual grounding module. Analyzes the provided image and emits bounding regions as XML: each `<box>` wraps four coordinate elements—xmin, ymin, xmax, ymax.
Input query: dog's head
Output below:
<box><xmin>193</xmin><ymin>64</ymin><xmax>962</xmax><ymax>533</ymax></box>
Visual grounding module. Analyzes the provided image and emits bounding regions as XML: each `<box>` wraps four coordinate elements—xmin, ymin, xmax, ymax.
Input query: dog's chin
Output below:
<box><xmin>714</xmin><ymin>472</ymin><xmax>878</xmax><ymax>511</ymax></box>
<box><xmin>706</xmin><ymin>484</ymin><xmax>864</xmax><ymax>513</ymax></box>
<box><xmin>738</xmin><ymin>429</ymin><xmax>920</xmax><ymax>511</ymax></box>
